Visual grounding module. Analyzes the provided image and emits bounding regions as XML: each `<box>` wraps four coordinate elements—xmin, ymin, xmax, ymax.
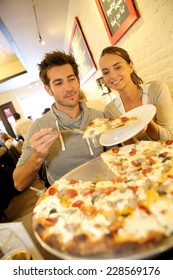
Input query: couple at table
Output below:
<box><xmin>13</xmin><ymin>47</ymin><xmax>173</xmax><ymax>192</ymax></box>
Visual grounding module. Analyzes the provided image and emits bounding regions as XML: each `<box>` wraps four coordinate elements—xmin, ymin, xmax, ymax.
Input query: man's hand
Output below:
<box><xmin>13</xmin><ymin>128</ymin><xmax>60</xmax><ymax>191</ymax></box>
<box><xmin>30</xmin><ymin>128</ymin><xmax>60</xmax><ymax>159</ymax></box>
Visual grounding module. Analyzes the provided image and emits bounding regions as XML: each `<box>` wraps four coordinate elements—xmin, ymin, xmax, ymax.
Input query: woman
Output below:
<box><xmin>0</xmin><ymin>133</ymin><xmax>17</xmax><ymax>149</ymax></box>
<box><xmin>99</xmin><ymin>46</ymin><xmax>173</xmax><ymax>143</ymax></box>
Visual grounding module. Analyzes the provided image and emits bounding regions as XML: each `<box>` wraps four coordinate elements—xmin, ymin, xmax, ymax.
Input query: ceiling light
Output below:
<box><xmin>32</xmin><ymin>2</ymin><xmax>45</xmax><ymax>45</ymax></box>
<box><xmin>38</xmin><ymin>34</ymin><xmax>45</xmax><ymax>45</ymax></box>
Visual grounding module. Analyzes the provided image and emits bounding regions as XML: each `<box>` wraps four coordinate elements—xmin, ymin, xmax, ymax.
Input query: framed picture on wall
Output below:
<box><xmin>68</xmin><ymin>17</ymin><xmax>97</xmax><ymax>85</ymax></box>
<box><xmin>96</xmin><ymin>76</ymin><xmax>111</xmax><ymax>95</ymax></box>
<box><xmin>95</xmin><ymin>0</ymin><xmax>140</xmax><ymax>45</ymax></box>
<box><xmin>96</xmin><ymin>77</ymin><xmax>113</xmax><ymax>101</ymax></box>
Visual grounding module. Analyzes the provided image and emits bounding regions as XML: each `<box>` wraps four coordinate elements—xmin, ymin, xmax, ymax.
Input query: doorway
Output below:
<box><xmin>0</xmin><ymin>102</ymin><xmax>16</xmax><ymax>138</ymax></box>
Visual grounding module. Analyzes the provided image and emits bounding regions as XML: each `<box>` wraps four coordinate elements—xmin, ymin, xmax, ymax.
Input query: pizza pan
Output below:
<box><xmin>34</xmin><ymin>228</ymin><xmax>173</xmax><ymax>260</ymax></box>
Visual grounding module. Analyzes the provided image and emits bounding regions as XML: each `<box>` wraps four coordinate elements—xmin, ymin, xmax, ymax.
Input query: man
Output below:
<box><xmin>13</xmin><ymin>51</ymin><xmax>104</xmax><ymax>191</ymax></box>
<box><xmin>13</xmin><ymin>112</ymin><xmax>32</xmax><ymax>140</ymax></box>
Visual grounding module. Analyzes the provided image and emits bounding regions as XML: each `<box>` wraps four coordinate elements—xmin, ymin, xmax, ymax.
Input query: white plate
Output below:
<box><xmin>0</xmin><ymin>222</ymin><xmax>43</xmax><ymax>260</ymax></box>
<box><xmin>99</xmin><ymin>104</ymin><xmax>156</xmax><ymax>146</ymax></box>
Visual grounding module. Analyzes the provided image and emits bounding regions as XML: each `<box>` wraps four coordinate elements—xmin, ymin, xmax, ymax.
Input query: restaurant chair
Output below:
<box><xmin>0</xmin><ymin>145</ymin><xmax>21</xmax><ymax>221</ymax></box>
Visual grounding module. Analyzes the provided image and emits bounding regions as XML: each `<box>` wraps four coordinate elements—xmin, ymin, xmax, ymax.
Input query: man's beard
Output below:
<box><xmin>56</xmin><ymin>94</ymin><xmax>80</xmax><ymax>108</ymax></box>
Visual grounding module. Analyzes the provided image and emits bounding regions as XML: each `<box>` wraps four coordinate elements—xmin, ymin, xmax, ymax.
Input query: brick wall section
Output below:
<box><xmin>64</xmin><ymin>0</ymin><xmax>173</xmax><ymax>101</ymax></box>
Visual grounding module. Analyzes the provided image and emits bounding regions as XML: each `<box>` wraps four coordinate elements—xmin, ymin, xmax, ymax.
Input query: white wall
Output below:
<box><xmin>0</xmin><ymin>90</ymin><xmax>22</xmax><ymax>113</ymax></box>
<box><xmin>64</xmin><ymin>0</ymin><xmax>173</xmax><ymax>99</ymax></box>
<box><xmin>0</xmin><ymin>80</ymin><xmax>53</xmax><ymax>119</ymax></box>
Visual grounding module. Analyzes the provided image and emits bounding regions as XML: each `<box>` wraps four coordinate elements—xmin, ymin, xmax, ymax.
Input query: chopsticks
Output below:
<box><xmin>59</xmin><ymin>128</ymin><xmax>84</xmax><ymax>134</ymax></box>
<box><xmin>29</xmin><ymin>186</ymin><xmax>45</xmax><ymax>196</ymax></box>
<box><xmin>56</xmin><ymin>120</ymin><xmax>65</xmax><ymax>151</ymax></box>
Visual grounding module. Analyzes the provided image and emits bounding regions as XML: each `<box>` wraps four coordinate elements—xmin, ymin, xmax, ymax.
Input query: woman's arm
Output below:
<box><xmin>144</xmin><ymin>120</ymin><xmax>159</xmax><ymax>140</ymax></box>
<box><xmin>147</xmin><ymin>81</ymin><xmax>173</xmax><ymax>140</ymax></box>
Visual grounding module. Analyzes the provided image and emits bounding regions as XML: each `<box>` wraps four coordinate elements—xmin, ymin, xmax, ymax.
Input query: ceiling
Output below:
<box><xmin>0</xmin><ymin>0</ymin><xmax>70</xmax><ymax>93</ymax></box>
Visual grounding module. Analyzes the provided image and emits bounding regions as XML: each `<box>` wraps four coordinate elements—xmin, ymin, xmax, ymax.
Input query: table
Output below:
<box><xmin>16</xmin><ymin>212</ymin><xmax>61</xmax><ymax>260</ymax></box>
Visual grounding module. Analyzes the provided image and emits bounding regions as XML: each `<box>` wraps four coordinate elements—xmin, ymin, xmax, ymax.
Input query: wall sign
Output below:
<box><xmin>68</xmin><ymin>17</ymin><xmax>97</xmax><ymax>85</ymax></box>
<box><xmin>95</xmin><ymin>0</ymin><xmax>139</xmax><ymax>45</ymax></box>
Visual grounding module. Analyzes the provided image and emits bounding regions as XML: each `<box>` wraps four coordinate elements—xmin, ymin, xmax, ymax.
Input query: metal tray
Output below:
<box><xmin>34</xmin><ymin>155</ymin><xmax>173</xmax><ymax>260</ymax></box>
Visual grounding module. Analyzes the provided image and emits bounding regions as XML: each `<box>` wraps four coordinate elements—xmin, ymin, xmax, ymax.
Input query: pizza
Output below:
<box><xmin>83</xmin><ymin>116</ymin><xmax>139</xmax><ymax>139</ymax></box>
<box><xmin>32</xmin><ymin>140</ymin><xmax>173</xmax><ymax>258</ymax></box>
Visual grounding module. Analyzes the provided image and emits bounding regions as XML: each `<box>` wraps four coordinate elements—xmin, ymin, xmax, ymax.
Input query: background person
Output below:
<box><xmin>42</xmin><ymin>108</ymin><xmax>50</xmax><ymax>115</ymax></box>
<box><xmin>13</xmin><ymin>112</ymin><xmax>32</xmax><ymax>140</ymax></box>
<box><xmin>13</xmin><ymin>50</ymin><xmax>104</xmax><ymax>192</ymax></box>
<box><xmin>27</xmin><ymin>116</ymin><xmax>33</xmax><ymax>121</ymax></box>
<box><xmin>99</xmin><ymin>46</ymin><xmax>173</xmax><ymax>143</ymax></box>
<box><xmin>0</xmin><ymin>133</ymin><xmax>18</xmax><ymax>149</ymax></box>
<box><xmin>0</xmin><ymin>142</ymin><xmax>21</xmax><ymax>220</ymax></box>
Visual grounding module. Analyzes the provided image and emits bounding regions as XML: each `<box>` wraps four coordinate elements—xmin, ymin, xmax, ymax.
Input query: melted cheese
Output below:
<box><xmin>150</xmin><ymin>199</ymin><xmax>173</xmax><ymax>233</ymax></box>
<box><xmin>117</xmin><ymin>208</ymin><xmax>167</xmax><ymax>240</ymax></box>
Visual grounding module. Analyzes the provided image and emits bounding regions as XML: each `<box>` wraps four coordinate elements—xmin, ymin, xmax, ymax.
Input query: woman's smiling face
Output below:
<box><xmin>99</xmin><ymin>53</ymin><xmax>134</xmax><ymax>91</ymax></box>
